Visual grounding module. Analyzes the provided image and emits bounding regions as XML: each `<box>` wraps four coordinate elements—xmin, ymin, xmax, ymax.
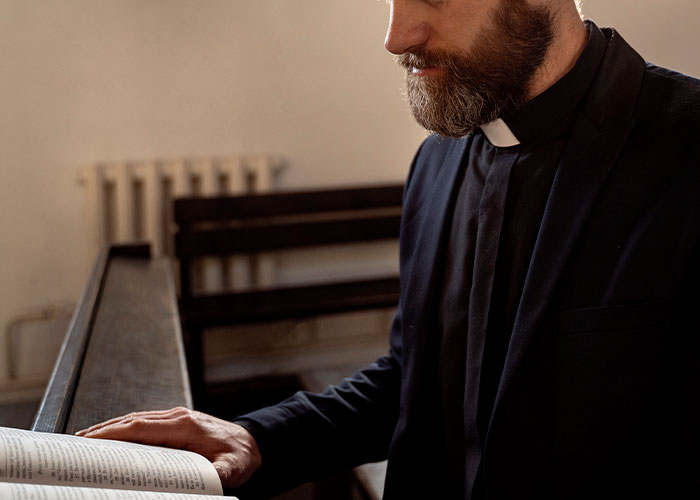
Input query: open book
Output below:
<box><xmin>0</xmin><ymin>426</ymin><xmax>235</xmax><ymax>500</ymax></box>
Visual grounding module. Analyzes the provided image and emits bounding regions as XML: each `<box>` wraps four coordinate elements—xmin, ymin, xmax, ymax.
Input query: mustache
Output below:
<box><xmin>396</xmin><ymin>50</ymin><xmax>456</xmax><ymax>71</ymax></box>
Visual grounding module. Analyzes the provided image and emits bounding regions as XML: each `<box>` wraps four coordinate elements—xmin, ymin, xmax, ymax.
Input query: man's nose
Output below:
<box><xmin>384</xmin><ymin>1</ymin><xmax>430</xmax><ymax>55</ymax></box>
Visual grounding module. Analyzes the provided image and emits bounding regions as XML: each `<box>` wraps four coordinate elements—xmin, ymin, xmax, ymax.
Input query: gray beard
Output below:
<box><xmin>400</xmin><ymin>0</ymin><xmax>554</xmax><ymax>138</ymax></box>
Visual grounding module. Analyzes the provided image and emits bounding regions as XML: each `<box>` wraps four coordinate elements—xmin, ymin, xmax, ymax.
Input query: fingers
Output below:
<box><xmin>76</xmin><ymin>407</ymin><xmax>190</xmax><ymax>436</ymax></box>
<box><xmin>78</xmin><ymin>415</ymin><xmax>201</xmax><ymax>450</ymax></box>
<box><xmin>76</xmin><ymin>408</ymin><xmax>179</xmax><ymax>436</ymax></box>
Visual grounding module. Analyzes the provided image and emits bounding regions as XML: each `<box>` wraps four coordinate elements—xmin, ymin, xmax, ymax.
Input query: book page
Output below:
<box><xmin>0</xmin><ymin>427</ymin><xmax>222</xmax><ymax>495</ymax></box>
<box><xmin>0</xmin><ymin>483</ymin><xmax>236</xmax><ymax>500</ymax></box>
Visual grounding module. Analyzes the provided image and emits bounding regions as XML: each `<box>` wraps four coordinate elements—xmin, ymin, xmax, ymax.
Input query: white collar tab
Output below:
<box><xmin>480</xmin><ymin>119</ymin><xmax>520</xmax><ymax>148</ymax></box>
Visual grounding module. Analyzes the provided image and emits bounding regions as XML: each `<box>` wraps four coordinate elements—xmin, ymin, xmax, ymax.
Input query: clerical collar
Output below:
<box><xmin>480</xmin><ymin>21</ymin><xmax>607</xmax><ymax>147</ymax></box>
<box><xmin>481</xmin><ymin>119</ymin><xmax>520</xmax><ymax>147</ymax></box>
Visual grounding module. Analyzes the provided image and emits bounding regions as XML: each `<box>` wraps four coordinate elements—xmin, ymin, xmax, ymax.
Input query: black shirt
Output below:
<box><xmin>437</xmin><ymin>22</ymin><xmax>607</xmax><ymax>498</ymax></box>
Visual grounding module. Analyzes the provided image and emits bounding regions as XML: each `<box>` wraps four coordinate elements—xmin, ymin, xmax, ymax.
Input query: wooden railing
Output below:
<box><xmin>33</xmin><ymin>244</ymin><xmax>191</xmax><ymax>434</ymax></box>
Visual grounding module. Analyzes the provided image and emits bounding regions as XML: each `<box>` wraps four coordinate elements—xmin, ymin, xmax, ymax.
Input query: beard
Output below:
<box><xmin>397</xmin><ymin>0</ymin><xmax>555</xmax><ymax>138</ymax></box>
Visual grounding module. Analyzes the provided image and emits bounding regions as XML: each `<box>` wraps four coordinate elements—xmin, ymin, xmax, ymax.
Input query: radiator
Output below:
<box><xmin>78</xmin><ymin>155</ymin><xmax>285</xmax><ymax>291</ymax></box>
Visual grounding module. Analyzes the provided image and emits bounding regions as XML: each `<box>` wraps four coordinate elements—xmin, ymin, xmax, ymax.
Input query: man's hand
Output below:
<box><xmin>76</xmin><ymin>407</ymin><xmax>262</xmax><ymax>488</ymax></box>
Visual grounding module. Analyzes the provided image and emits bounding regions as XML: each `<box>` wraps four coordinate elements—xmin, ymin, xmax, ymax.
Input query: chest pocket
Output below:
<box><xmin>552</xmin><ymin>300</ymin><xmax>674</xmax><ymax>463</ymax></box>
<box><xmin>554</xmin><ymin>300</ymin><xmax>673</xmax><ymax>387</ymax></box>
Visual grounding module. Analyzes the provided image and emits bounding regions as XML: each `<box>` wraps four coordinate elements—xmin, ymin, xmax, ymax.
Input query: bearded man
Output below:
<box><xmin>78</xmin><ymin>0</ymin><xmax>700</xmax><ymax>498</ymax></box>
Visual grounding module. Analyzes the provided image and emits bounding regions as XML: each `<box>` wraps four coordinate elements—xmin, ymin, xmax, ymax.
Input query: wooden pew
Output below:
<box><xmin>175</xmin><ymin>184</ymin><xmax>403</xmax><ymax>400</ymax></box>
<box><xmin>33</xmin><ymin>244</ymin><xmax>191</xmax><ymax>434</ymax></box>
<box><xmin>175</xmin><ymin>184</ymin><xmax>401</xmax><ymax>500</ymax></box>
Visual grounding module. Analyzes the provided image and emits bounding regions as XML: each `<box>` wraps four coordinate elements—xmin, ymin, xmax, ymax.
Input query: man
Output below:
<box><xmin>78</xmin><ymin>0</ymin><xmax>700</xmax><ymax>498</ymax></box>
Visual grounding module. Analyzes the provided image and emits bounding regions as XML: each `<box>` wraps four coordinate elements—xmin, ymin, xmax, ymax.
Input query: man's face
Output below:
<box><xmin>386</xmin><ymin>0</ymin><xmax>554</xmax><ymax>138</ymax></box>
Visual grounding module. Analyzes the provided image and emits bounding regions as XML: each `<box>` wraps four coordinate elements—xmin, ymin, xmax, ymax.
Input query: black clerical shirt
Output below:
<box><xmin>437</xmin><ymin>22</ymin><xmax>607</xmax><ymax>499</ymax></box>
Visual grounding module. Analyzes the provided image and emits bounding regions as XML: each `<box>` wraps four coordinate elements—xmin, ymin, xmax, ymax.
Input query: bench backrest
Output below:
<box><xmin>174</xmin><ymin>184</ymin><xmax>404</xmax><ymax>300</ymax></box>
<box><xmin>174</xmin><ymin>184</ymin><xmax>403</xmax><ymax>401</ymax></box>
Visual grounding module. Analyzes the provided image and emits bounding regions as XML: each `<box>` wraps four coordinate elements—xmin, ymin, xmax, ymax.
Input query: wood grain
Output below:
<box><xmin>64</xmin><ymin>256</ymin><xmax>190</xmax><ymax>434</ymax></box>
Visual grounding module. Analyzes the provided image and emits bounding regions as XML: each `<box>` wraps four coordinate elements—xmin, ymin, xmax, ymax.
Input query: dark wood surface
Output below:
<box><xmin>33</xmin><ymin>245</ymin><xmax>191</xmax><ymax>434</ymax></box>
<box><xmin>176</xmin><ymin>184</ymin><xmax>403</xmax><ymax>400</ymax></box>
<box><xmin>32</xmin><ymin>247</ymin><xmax>113</xmax><ymax>433</ymax></box>
<box><xmin>65</xmin><ymin>256</ymin><xmax>191</xmax><ymax>434</ymax></box>
<box><xmin>180</xmin><ymin>276</ymin><xmax>399</xmax><ymax>326</ymax></box>
<box><xmin>175</xmin><ymin>213</ymin><xmax>401</xmax><ymax>257</ymax></box>
<box><xmin>174</xmin><ymin>184</ymin><xmax>404</xmax><ymax>224</ymax></box>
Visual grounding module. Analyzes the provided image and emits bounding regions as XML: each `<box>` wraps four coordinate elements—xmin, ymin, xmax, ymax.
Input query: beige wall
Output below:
<box><xmin>583</xmin><ymin>0</ymin><xmax>700</xmax><ymax>77</ymax></box>
<box><xmin>0</xmin><ymin>0</ymin><xmax>426</xmax><ymax>386</ymax></box>
<box><xmin>1</xmin><ymin>0</ymin><xmax>699</xmax><ymax>387</ymax></box>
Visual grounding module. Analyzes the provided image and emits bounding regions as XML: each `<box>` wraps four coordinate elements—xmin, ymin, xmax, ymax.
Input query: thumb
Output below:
<box><xmin>212</xmin><ymin>455</ymin><xmax>252</xmax><ymax>488</ymax></box>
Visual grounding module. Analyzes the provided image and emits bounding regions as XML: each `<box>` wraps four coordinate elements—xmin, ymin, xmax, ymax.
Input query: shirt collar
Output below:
<box><xmin>481</xmin><ymin>119</ymin><xmax>520</xmax><ymax>147</ymax></box>
<box><xmin>480</xmin><ymin>21</ymin><xmax>608</xmax><ymax>147</ymax></box>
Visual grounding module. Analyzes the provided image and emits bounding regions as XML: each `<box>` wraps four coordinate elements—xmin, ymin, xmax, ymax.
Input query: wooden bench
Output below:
<box><xmin>174</xmin><ymin>184</ymin><xmax>403</xmax><ymax>399</ymax></box>
<box><xmin>33</xmin><ymin>244</ymin><xmax>190</xmax><ymax>434</ymax></box>
<box><xmin>175</xmin><ymin>184</ymin><xmax>401</xmax><ymax>500</ymax></box>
